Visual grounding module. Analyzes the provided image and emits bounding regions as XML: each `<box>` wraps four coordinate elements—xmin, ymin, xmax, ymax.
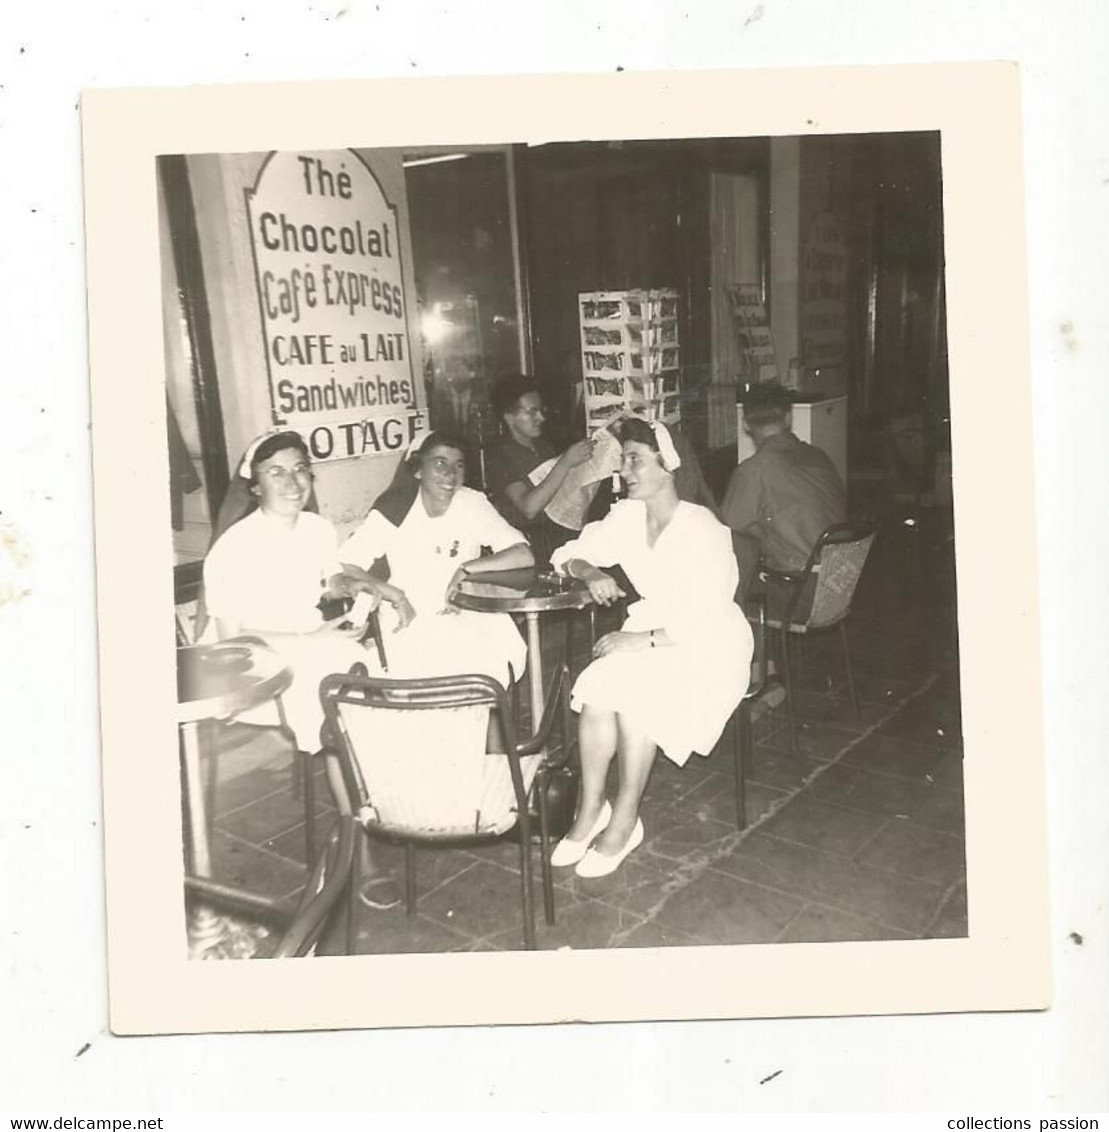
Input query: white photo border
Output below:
<box><xmin>82</xmin><ymin>64</ymin><xmax>1048</xmax><ymax>1034</ymax></box>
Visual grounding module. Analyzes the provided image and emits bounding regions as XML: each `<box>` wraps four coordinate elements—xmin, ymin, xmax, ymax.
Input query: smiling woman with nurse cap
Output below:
<box><xmin>340</xmin><ymin>429</ymin><xmax>534</xmax><ymax>687</ymax></box>
<box><xmin>548</xmin><ymin>417</ymin><xmax>753</xmax><ymax>878</ymax></box>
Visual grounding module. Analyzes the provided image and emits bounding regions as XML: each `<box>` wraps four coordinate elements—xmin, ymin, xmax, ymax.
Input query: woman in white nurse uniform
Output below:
<box><xmin>548</xmin><ymin>418</ymin><xmax>753</xmax><ymax>878</ymax></box>
<box><xmin>203</xmin><ymin>429</ymin><xmax>376</xmax><ymax>751</ymax></box>
<box><xmin>341</xmin><ymin>430</ymin><xmax>532</xmax><ymax>688</ymax></box>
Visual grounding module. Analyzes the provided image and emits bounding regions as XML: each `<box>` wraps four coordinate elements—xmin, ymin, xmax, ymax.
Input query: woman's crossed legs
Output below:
<box><xmin>568</xmin><ymin>704</ymin><xmax>658</xmax><ymax>856</ymax></box>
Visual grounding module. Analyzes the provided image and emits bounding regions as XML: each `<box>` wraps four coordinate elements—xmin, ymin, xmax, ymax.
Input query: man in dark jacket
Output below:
<box><xmin>722</xmin><ymin>382</ymin><xmax>847</xmax><ymax>601</ymax></box>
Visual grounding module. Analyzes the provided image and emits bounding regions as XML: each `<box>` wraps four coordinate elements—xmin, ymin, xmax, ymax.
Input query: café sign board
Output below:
<box><xmin>245</xmin><ymin>150</ymin><xmax>425</xmax><ymax>463</ymax></box>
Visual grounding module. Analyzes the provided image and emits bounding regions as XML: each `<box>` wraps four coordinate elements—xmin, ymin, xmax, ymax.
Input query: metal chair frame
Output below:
<box><xmin>299</xmin><ymin>608</ymin><xmax>388</xmax><ymax>865</ymax></box>
<box><xmin>731</xmin><ymin>595</ymin><xmax>769</xmax><ymax>831</ymax></box>
<box><xmin>319</xmin><ymin>665</ymin><xmax>571</xmax><ymax>950</ymax></box>
<box><xmin>759</xmin><ymin>521</ymin><xmax>877</xmax><ymax>757</ymax></box>
<box><xmin>184</xmin><ymin>813</ymin><xmax>360</xmax><ymax>958</ymax></box>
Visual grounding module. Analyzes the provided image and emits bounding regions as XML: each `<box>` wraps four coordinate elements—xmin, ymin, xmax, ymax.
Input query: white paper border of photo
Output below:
<box><xmin>82</xmin><ymin>63</ymin><xmax>1048</xmax><ymax>1035</ymax></box>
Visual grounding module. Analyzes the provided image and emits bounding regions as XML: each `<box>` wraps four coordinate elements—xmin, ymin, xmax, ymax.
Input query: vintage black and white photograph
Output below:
<box><xmin>83</xmin><ymin>66</ymin><xmax>1047</xmax><ymax>1032</ymax></box>
<box><xmin>10</xmin><ymin>0</ymin><xmax>1107</xmax><ymax>1102</ymax></box>
<box><xmin>163</xmin><ymin>130</ymin><xmax>965</xmax><ymax>960</ymax></box>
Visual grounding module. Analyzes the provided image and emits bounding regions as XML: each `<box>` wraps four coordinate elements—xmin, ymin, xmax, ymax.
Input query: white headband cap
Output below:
<box><xmin>649</xmin><ymin>420</ymin><xmax>682</xmax><ymax>472</ymax></box>
<box><xmin>238</xmin><ymin>427</ymin><xmax>305</xmax><ymax>479</ymax></box>
<box><xmin>405</xmin><ymin>431</ymin><xmax>429</xmax><ymax>460</ymax></box>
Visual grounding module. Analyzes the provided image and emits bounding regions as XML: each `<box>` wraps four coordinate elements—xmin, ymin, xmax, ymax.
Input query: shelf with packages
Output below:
<box><xmin>578</xmin><ymin>288</ymin><xmax>682</xmax><ymax>433</ymax></box>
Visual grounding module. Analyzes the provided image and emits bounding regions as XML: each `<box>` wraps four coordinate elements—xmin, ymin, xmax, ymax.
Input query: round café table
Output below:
<box><xmin>449</xmin><ymin>568</ymin><xmax>592</xmax><ymax>731</ymax></box>
<box><xmin>176</xmin><ymin>639</ymin><xmax>292</xmax><ymax>956</ymax></box>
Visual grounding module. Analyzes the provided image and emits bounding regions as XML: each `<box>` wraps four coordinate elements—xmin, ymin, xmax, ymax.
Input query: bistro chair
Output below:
<box><xmin>298</xmin><ymin>609</ymin><xmax>389</xmax><ymax>864</ymax></box>
<box><xmin>271</xmin><ymin>813</ymin><xmax>360</xmax><ymax>957</ymax></box>
<box><xmin>319</xmin><ymin>664</ymin><xmax>572</xmax><ymax>950</ymax></box>
<box><xmin>730</xmin><ymin>593</ymin><xmax>769</xmax><ymax>831</ymax></box>
<box><xmin>759</xmin><ymin>521</ymin><xmax>877</xmax><ymax>757</ymax></box>
<box><xmin>185</xmin><ymin>814</ymin><xmax>360</xmax><ymax>959</ymax></box>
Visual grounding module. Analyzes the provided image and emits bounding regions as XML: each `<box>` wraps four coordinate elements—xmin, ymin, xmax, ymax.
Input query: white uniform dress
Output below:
<box><xmin>342</xmin><ymin>486</ymin><xmax>528</xmax><ymax>687</ymax></box>
<box><xmin>550</xmin><ymin>500</ymin><xmax>753</xmax><ymax>766</ymax></box>
<box><xmin>203</xmin><ymin>508</ymin><xmax>369</xmax><ymax>750</ymax></box>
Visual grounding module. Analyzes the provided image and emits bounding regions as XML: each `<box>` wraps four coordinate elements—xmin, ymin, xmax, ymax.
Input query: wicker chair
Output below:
<box><xmin>320</xmin><ymin>665</ymin><xmax>571</xmax><ymax>950</ymax></box>
<box><xmin>760</xmin><ymin>522</ymin><xmax>877</xmax><ymax>756</ymax></box>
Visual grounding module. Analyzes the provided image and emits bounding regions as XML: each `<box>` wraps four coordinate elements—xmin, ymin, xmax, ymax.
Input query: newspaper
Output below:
<box><xmin>539</xmin><ymin>428</ymin><xmax>623</xmax><ymax>531</ymax></box>
<box><xmin>526</xmin><ymin>457</ymin><xmax>559</xmax><ymax>486</ymax></box>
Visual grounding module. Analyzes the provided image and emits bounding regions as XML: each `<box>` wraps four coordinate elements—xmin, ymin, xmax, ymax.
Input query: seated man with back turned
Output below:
<box><xmin>721</xmin><ymin>381</ymin><xmax>847</xmax><ymax>604</ymax></box>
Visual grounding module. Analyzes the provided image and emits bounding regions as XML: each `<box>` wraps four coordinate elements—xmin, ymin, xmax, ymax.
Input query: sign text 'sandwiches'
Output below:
<box><xmin>246</xmin><ymin>151</ymin><xmax>424</xmax><ymax>462</ymax></box>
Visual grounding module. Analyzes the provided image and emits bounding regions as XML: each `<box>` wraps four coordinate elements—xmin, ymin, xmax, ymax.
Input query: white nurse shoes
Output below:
<box><xmin>575</xmin><ymin>817</ymin><xmax>645</xmax><ymax>879</ymax></box>
<box><xmin>550</xmin><ymin>800</ymin><xmax>612</xmax><ymax>867</ymax></box>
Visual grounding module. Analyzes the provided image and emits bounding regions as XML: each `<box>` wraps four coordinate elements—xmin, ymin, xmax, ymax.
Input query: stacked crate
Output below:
<box><xmin>578</xmin><ymin>289</ymin><xmax>681</xmax><ymax>433</ymax></box>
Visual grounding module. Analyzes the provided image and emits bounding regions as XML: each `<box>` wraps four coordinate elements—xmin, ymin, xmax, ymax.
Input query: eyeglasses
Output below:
<box><xmin>515</xmin><ymin>406</ymin><xmax>545</xmax><ymax>418</ymax></box>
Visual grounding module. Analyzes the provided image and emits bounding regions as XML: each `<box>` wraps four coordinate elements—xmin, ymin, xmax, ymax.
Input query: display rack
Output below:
<box><xmin>726</xmin><ymin>283</ymin><xmax>781</xmax><ymax>383</ymax></box>
<box><xmin>578</xmin><ymin>289</ymin><xmax>681</xmax><ymax>433</ymax></box>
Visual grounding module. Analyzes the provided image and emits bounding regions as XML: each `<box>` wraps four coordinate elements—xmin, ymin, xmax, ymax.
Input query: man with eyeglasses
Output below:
<box><xmin>485</xmin><ymin>373</ymin><xmax>593</xmax><ymax>564</ymax></box>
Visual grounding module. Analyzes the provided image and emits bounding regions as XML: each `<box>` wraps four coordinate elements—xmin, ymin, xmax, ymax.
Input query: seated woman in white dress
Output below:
<box><xmin>203</xmin><ymin>429</ymin><xmax>379</xmax><ymax>751</ymax></box>
<box><xmin>341</xmin><ymin>430</ymin><xmax>532</xmax><ymax>688</ymax></box>
<box><xmin>548</xmin><ymin>418</ymin><xmax>753</xmax><ymax>878</ymax></box>
<box><xmin>204</xmin><ymin>429</ymin><xmax>405</xmax><ymax>908</ymax></box>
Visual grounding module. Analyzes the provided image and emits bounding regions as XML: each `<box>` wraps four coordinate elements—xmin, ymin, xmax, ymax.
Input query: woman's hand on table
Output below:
<box><xmin>593</xmin><ymin>630</ymin><xmax>650</xmax><ymax>658</ymax></box>
<box><xmin>438</xmin><ymin>563</ymin><xmax>477</xmax><ymax>614</ymax></box>
<box><xmin>579</xmin><ymin>567</ymin><xmax>625</xmax><ymax>607</ymax></box>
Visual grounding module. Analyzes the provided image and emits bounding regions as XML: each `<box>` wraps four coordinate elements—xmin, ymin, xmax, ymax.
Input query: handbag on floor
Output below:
<box><xmin>513</xmin><ymin>757</ymin><xmax>579</xmax><ymax>844</ymax></box>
